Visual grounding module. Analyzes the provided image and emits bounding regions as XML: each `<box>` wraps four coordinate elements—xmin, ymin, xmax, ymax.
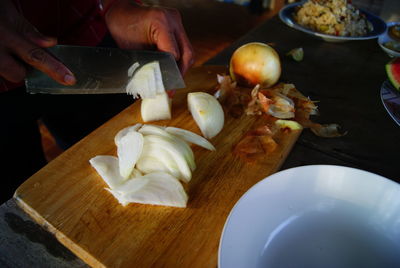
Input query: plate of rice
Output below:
<box><xmin>279</xmin><ymin>0</ymin><xmax>386</xmax><ymax>42</ymax></box>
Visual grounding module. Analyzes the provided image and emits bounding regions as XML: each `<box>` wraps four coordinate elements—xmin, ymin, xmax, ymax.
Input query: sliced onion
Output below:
<box><xmin>137</xmin><ymin>141</ymin><xmax>182</xmax><ymax>179</ymax></box>
<box><xmin>126</xmin><ymin>61</ymin><xmax>164</xmax><ymax>99</ymax></box>
<box><xmin>275</xmin><ymin>119</ymin><xmax>303</xmax><ymax>131</ymax></box>
<box><xmin>89</xmin><ymin>155</ymin><xmax>125</xmax><ymax>189</ymax></box>
<box><xmin>117</xmin><ymin>130</ymin><xmax>144</xmax><ymax>179</ymax></box>
<box><xmin>144</xmin><ymin>135</ymin><xmax>192</xmax><ymax>182</ymax></box>
<box><xmin>139</xmin><ymin>124</ymin><xmax>216</xmax><ymax>151</ymax></box>
<box><xmin>136</xmin><ymin>153</ymin><xmax>179</xmax><ymax>178</ymax></box>
<box><xmin>114</xmin><ymin>123</ymin><xmax>142</xmax><ymax>146</ymax></box>
<box><xmin>188</xmin><ymin>92</ymin><xmax>224</xmax><ymax>139</ymax></box>
<box><xmin>165</xmin><ymin>127</ymin><xmax>216</xmax><ymax>151</ymax></box>
<box><xmin>141</xmin><ymin>92</ymin><xmax>171</xmax><ymax>122</ymax></box>
<box><xmin>91</xmin><ymin>121</ymin><xmax>221</xmax><ymax>207</ymax></box>
<box><xmin>116</xmin><ymin>172</ymin><xmax>188</xmax><ymax>208</ymax></box>
<box><xmin>139</xmin><ymin>125</ymin><xmax>196</xmax><ymax>171</ymax></box>
<box><xmin>130</xmin><ymin>168</ymin><xmax>142</xmax><ymax>178</ymax></box>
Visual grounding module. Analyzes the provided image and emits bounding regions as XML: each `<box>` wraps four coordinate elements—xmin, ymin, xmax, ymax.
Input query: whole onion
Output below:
<box><xmin>229</xmin><ymin>42</ymin><xmax>281</xmax><ymax>88</ymax></box>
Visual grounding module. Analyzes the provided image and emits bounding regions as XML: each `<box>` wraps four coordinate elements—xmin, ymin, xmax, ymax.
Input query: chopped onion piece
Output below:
<box><xmin>89</xmin><ymin>155</ymin><xmax>125</xmax><ymax>189</ymax></box>
<box><xmin>126</xmin><ymin>61</ymin><xmax>164</xmax><ymax>99</ymax></box>
<box><xmin>165</xmin><ymin>127</ymin><xmax>216</xmax><ymax>151</ymax></box>
<box><xmin>117</xmin><ymin>130</ymin><xmax>144</xmax><ymax>179</ymax></box>
<box><xmin>138</xmin><ymin>124</ymin><xmax>168</xmax><ymax>137</ymax></box>
<box><xmin>136</xmin><ymin>154</ymin><xmax>177</xmax><ymax>177</ymax></box>
<box><xmin>127</xmin><ymin>62</ymin><xmax>140</xmax><ymax>77</ymax></box>
<box><xmin>106</xmin><ymin>189</ymin><xmax>129</xmax><ymax>206</ymax></box>
<box><xmin>141</xmin><ymin>92</ymin><xmax>171</xmax><ymax>122</ymax></box>
<box><xmin>188</xmin><ymin>92</ymin><xmax>225</xmax><ymax>139</ymax></box>
<box><xmin>139</xmin><ymin>125</ymin><xmax>196</xmax><ymax>171</ymax></box>
<box><xmin>144</xmin><ymin>135</ymin><xmax>192</xmax><ymax>182</ymax></box>
<box><xmin>119</xmin><ymin>172</ymin><xmax>188</xmax><ymax>207</ymax></box>
<box><xmin>114</xmin><ymin>123</ymin><xmax>142</xmax><ymax>146</ymax></box>
<box><xmin>136</xmin><ymin>143</ymin><xmax>182</xmax><ymax>179</ymax></box>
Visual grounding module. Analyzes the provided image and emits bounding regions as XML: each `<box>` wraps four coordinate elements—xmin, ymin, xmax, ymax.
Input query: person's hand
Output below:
<box><xmin>0</xmin><ymin>0</ymin><xmax>75</xmax><ymax>86</ymax></box>
<box><xmin>104</xmin><ymin>1</ymin><xmax>194</xmax><ymax>75</ymax></box>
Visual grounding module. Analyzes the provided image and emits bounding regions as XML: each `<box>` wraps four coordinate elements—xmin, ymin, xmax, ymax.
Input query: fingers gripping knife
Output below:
<box><xmin>25</xmin><ymin>45</ymin><xmax>185</xmax><ymax>94</ymax></box>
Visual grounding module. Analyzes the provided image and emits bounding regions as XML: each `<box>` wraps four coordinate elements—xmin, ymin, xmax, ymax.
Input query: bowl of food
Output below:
<box><xmin>378</xmin><ymin>22</ymin><xmax>400</xmax><ymax>58</ymax></box>
<box><xmin>219</xmin><ymin>165</ymin><xmax>400</xmax><ymax>268</ymax></box>
<box><xmin>279</xmin><ymin>0</ymin><xmax>387</xmax><ymax>42</ymax></box>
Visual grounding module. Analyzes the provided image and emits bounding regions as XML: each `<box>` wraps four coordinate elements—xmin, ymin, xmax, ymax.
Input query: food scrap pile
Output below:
<box><xmin>215</xmin><ymin>74</ymin><xmax>345</xmax><ymax>161</ymax></box>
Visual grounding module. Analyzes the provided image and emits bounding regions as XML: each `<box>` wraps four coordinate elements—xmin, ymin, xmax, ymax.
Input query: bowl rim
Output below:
<box><xmin>218</xmin><ymin>164</ymin><xmax>400</xmax><ymax>267</ymax></box>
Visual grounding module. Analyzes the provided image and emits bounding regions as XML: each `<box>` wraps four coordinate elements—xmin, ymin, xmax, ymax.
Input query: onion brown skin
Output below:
<box><xmin>229</xmin><ymin>42</ymin><xmax>281</xmax><ymax>88</ymax></box>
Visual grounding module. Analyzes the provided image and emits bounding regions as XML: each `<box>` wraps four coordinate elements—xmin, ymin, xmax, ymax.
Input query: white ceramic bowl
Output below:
<box><xmin>378</xmin><ymin>22</ymin><xmax>400</xmax><ymax>58</ymax></box>
<box><xmin>219</xmin><ymin>165</ymin><xmax>400</xmax><ymax>268</ymax></box>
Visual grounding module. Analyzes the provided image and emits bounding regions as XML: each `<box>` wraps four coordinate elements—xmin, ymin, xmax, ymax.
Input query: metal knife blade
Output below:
<box><xmin>25</xmin><ymin>45</ymin><xmax>185</xmax><ymax>94</ymax></box>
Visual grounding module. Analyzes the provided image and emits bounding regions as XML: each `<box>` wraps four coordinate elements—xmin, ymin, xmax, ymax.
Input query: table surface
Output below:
<box><xmin>1</xmin><ymin>16</ymin><xmax>399</xmax><ymax>267</ymax></box>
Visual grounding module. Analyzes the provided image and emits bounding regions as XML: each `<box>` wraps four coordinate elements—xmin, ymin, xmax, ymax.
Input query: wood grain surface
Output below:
<box><xmin>14</xmin><ymin>65</ymin><xmax>301</xmax><ymax>268</ymax></box>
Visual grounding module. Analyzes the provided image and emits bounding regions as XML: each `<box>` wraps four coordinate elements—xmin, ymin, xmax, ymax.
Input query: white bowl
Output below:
<box><xmin>219</xmin><ymin>165</ymin><xmax>400</xmax><ymax>268</ymax></box>
<box><xmin>378</xmin><ymin>22</ymin><xmax>400</xmax><ymax>58</ymax></box>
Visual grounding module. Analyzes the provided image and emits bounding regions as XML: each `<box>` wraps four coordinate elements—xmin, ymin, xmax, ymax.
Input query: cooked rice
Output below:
<box><xmin>294</xmin><ymin>0</ymin><xmax>373</xmax><ymax>37</ymax></box>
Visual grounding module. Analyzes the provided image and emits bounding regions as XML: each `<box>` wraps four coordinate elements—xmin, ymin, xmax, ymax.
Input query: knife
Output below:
<box><xmin>25</xmin><ymin>45</ymin><xmax>185</xmax><ymax>94</ymax></box>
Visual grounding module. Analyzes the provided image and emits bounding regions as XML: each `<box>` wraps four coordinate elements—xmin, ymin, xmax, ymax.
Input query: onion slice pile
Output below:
<box><xmin>89</xmin><ymin>124</ymin><xmax>215</xmax><ymax>207</ymax></box>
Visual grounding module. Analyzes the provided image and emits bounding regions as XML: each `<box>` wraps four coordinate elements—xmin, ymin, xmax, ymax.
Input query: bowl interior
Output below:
<box><xmin>219</xmin><ymin>165</ymin><xmax>400</xmax><ymax>268</ymax></box>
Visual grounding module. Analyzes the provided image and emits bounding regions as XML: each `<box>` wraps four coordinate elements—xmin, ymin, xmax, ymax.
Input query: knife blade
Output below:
<box><xmin>25</xmin><ymin>45</ymin><xmax>185</xmax><ymax>94</ymax></box>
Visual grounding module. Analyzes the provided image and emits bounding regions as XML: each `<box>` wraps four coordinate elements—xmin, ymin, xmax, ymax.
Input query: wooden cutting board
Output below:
<box><xmin>15</xmin><ymin>66</ymin><xmax>301</xmax><ymax>268</ymax></box>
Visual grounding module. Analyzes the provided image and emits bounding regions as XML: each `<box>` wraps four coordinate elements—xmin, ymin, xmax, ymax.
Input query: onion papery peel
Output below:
<box><xmin>214</xmin><ymin>74</ymin><xmax>237</xmax><ymax>103</ymax></box>
<box><xmin>215</xmin><ymin>77</ymin><xmax>345</xmax><ymax>138</ymax></box>
<box><xmin>245</xmin><ymin>85</ymin><xmax>295</xmax><ymax>119</ymax></box>
<box><xmin>295</xmin><ymin>105</ymin><xmax>346</xmax><ymax>138</ymax></box>
<box><xmin>214</xmin><ymin>74</ymin><xmax>251</xmax><ymax>118</ymax></box>
<box><xmin>233</xmin><ymin>125</ymin><xmax>278</xmax><ymax>162</ymax></box>
<box><xmin>245</xmin><ymin>85</ymin><xmax>262</xmax><ymax>115</ymax></box>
